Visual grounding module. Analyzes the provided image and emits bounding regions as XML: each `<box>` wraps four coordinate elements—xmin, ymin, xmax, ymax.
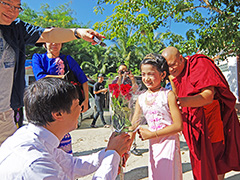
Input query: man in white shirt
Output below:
<box><xmin>0</xmin><ymin>78</ymin><xmax>131</xmax><ymax>180</ymax></box>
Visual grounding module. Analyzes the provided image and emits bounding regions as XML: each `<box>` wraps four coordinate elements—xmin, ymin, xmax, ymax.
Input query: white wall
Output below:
<box><xmin>217</xmin><ymin>57</ymin><xmax>238</xmax><ymax>102</ymax></box>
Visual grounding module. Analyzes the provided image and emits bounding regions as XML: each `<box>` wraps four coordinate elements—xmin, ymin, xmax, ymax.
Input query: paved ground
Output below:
<box><xmin>70</xmin><ymin>111</ymin><xmax>240</xmax><ymax>180</ymax></box>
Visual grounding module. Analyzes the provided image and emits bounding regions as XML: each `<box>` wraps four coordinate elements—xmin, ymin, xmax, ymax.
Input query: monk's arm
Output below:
<box><xmin>178</xmin><ymin>86</ymin><xmax>215</xmax><ymax>107</ymax></box>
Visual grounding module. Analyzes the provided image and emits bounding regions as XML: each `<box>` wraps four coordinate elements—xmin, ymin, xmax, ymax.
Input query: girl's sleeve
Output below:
<box><xmin>32</xmin><ymin>53</ymin><xmax>47</xmax><ymax>80</ymax></box>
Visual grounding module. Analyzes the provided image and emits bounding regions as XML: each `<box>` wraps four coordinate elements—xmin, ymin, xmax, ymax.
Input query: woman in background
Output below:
<box><xmin>32</xmin><ymin>42</ymin><xmax>89</xmax><ymax>154</ymax></box>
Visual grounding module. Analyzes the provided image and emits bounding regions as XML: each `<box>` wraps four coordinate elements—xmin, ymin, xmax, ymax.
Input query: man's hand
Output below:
<box><xmin>77</xmin><ymin>29</ymin><xmax>105</xmax><ymax>45</ymax></box>
<box><xmin>117</xmin><ymin>69</ymin><xmax>124</xmax><ymax>78</ymax></box>
<box><xmin>102</xmin><ymin>88</ymin><xmax>108</xmax><ymax>94</ymax></box>
<box><xmin>176</xmin><ymin>97</ymin><xmax>182</xmax><ymax>112</ymax></box>
<box><xmin>106</xmin><ymin>132</ymin><xmax>131</xmax><ymax>156</ymax></box>
<box><xmin>128</xmin><ymin>71</ymin><xmax>135</xmax><ymax>81</ymax></box>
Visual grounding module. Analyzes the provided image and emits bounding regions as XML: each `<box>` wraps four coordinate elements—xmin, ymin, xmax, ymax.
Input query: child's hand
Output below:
<box><xmin>138</xmin><ymin>127</ymin><xmax>156</xmax><ymax>140</ymax></box>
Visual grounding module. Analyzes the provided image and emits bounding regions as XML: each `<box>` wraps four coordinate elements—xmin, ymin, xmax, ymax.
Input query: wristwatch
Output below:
<box><xmin>74</xmin><ymin>28</ymin><xmax>81</xmax><ymax>39</ymax></box>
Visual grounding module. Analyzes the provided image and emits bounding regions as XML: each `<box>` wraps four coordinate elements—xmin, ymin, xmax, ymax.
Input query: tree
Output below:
<box><xmin>94</xmin><ymin>0</ymin><xmax>240</xmax><ymax>59</ymax></box>
<box><xmin>20</xmin><ymin>2</ymin><xmax>79</xmax><ymax>28</ymax></box>
<box><xmin>80</xmin><ymin>45</ymin><xmax>109</xmax><ymax>75</ymax></box>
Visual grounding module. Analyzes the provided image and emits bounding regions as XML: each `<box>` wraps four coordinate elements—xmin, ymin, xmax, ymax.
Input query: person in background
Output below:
<box><xmin>91</xmin><ymin>74</ymin><xmax>109</xmax><ymax>128</ymax></box>
<box><xmin>32</xmin><ymin>41</ymin><xmax>89</xmax><ymax>154</ymax></box>
<box><xmin>112</xmin><ymin>63</ymin><xmax>138</xmax><ymax>92</ymax></box>
<box><xmin>0</xmin><ymin>0</ymin><xmax>105</xmax><ymax>146</ymax></box>
<box><xmin>162</xmin><ymin>46</ymin><xmax>240</xmax><ymax>180</ymax></box>
<box><xmin>130</xmin><ymin>53</ymin><xmax>183</xmax><ymax>179</ymax></box>
<box><xmin>0</xmin><ymin>78</ymin><xmax>131</xmax><ymax>179</ymax></box>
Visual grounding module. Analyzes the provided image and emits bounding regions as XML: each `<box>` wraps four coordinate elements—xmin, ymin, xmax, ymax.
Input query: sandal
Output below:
<box><xmin>104</xmin><ymin>124</ymin><xmax>110</xmax><ymax>128</ymax></box>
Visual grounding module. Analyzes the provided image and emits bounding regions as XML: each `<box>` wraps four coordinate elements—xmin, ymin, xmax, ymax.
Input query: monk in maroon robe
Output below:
<box><xmin>162</xmin><ymin>47</ymin><xmax>240</xmax><ymax>180</ymax></box>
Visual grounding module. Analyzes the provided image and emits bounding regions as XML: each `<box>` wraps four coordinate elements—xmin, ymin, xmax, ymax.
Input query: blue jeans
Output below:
<box><xmin>91</xmin><ymin>98</ymin><xmax>106</xmax><ymax>125</ymax></box>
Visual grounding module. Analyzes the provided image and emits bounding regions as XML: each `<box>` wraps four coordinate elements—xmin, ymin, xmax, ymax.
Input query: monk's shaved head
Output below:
<box><xmin>162</xmin><ymin>47</ymin><xmax>181</xmax><ymax>60</ymax></box>
<box><xmin>161</xmin><ymin>47</ymin><xmax>185</xmax><ymax>78</ymax></box>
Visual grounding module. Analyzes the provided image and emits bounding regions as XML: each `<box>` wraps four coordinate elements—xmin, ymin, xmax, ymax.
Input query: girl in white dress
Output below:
<box><xmin>130</xmin><ymin>53</ymin><xmax>183</xmax><ymax>180</ymax></box>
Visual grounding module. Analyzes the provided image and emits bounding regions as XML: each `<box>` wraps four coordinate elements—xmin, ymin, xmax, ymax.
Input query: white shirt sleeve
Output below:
<box><xmin>21</xmin><ymin>149</ymin><xmax>120</xmax><ymax>180</ymax></box>
<box><xmin>92</xmin><ymin>150</ymin><xmax>120</xmax><ymax>180</ymax></box>
<box><xmin>72</xmin><ymin>149</ymin><xmax>120</xmax><ymax>179</ymax></box>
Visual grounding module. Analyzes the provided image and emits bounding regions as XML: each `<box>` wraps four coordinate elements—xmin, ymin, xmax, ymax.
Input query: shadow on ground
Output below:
<box><xmin>226</xmin><ymin>174</ymin><xmax>240</xmax><ymax>180</ymax></box>
<box><xmin>180</xmin><ymin>140</ymin><xmax>188</xmax><ymax>151</ymax></box>
<box><xmin>115</xmin><ymin>161</ymin><xmax>193</xmax><ymax>179</ymax></box>
<box><xmin>134</xmin><ymin>148</ymin><xmax>149</xmax><ymax>155</ymax></box>
<box><xmin>73</xmin><ymin>148</ymin><xmax>149</xmax><ymax>157</ymax></box>
<box><xmin>73</xmin><ymin>147</ymin><xmax>105</xmax><ymax>156</ymax></box>
<box><xmin>116</xmin><ymin>166</ymin><xmax>148</xmax><ymax>180</ymax></box>
<box><xmin>182</xmin><ymin>163</ymin><xmax>192</xmax><ymax>173</ymax></box>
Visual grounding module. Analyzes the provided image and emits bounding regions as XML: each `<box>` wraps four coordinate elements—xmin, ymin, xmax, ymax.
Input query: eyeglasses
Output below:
<box><xmin>0</xmin><ymin>1</ymin><xmax>23</xmax><ymax>12</ymax></box>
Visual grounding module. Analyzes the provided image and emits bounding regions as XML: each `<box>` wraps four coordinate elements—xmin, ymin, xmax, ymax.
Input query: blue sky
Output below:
<box><xmin>21</xmin><ymin>0</ymin><xmax>196</xmax><ymax>40</ymax></box>
<box><xmin>21</xmin><ymin>0</ymin><xmax>115</xmax><ymax>27</ymax></box>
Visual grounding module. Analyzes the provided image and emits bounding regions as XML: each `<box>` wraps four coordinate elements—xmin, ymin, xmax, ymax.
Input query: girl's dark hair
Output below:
<box><xmin>140</xmin><ymin>53</ymin><xmax>169</xmax><ymax>81</ymax></box>
<box><xmin>24</xmin><ymin>78</ymin><xmax>78</xmax><ymax>126</ymax></box>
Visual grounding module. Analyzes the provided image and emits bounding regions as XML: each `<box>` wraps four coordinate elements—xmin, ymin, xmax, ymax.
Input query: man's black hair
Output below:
<box><xmin>24</xmin><ymin>78</ymin><xmax>78</xmax><ymax>126</ymax></box>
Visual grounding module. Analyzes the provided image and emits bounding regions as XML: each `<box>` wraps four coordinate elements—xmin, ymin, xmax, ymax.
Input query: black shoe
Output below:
<box><xmin>90</xmin><ymin>124</ymin><xmax>98</xmax><ymax>128</ymax></box>
<box><xmin>131</xmin><ymin>148</ymin><xmax>142</xmax><ymax>156</ymax></box>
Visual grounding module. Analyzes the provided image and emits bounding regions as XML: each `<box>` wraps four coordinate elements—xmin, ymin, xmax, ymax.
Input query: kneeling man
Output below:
<box><xmin>0</xmin><ymin>78</ymin><xmax>131</xmax><ymax>179</ymax></box>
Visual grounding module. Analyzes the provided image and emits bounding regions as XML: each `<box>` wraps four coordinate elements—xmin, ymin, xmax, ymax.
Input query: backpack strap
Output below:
<box><xmin>63</xmin><ymin>55</ymin><xmax>70</xmax><ymax>73</ymax></box>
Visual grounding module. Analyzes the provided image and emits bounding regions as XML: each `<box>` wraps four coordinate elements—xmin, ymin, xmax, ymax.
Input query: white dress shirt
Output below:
<box><xmin>0</xmin><ymin>123</ymin><xmax>120</xmax><ymax>180</ymax></box>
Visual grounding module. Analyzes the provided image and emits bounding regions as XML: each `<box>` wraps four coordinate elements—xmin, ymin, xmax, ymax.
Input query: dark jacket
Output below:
<box><xmin>0</xmin><ymin>18</ymin><xmax>45</xmax><ymax>110</ymax></box>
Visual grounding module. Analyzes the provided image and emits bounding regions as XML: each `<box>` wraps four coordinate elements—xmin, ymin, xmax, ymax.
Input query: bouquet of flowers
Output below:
<box><xmin>108</xmin><ymin>83</ymin><xmax>134</xmax><ymax>180</ymax></box>
<box><xmin>109</xmin><ymin>83</ymin><xmax>133</xmax><ymax>133</ymax></box>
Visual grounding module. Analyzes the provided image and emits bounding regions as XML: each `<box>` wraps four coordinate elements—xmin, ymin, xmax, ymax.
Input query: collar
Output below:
<box><xmin>27</xmin><ymin>123</ymin><xmax>60</xmax><ymax>149</ymax></box>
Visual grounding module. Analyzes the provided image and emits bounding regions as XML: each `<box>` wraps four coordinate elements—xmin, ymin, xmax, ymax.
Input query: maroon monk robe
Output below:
<box><xmin>172</xmin><ymin>54</ymin><xmax>240</xmax><ymax>180</ymax></box>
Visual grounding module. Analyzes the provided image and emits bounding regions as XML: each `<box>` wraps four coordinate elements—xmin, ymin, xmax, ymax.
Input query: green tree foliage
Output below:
<box><xmin>19</xmin><ymin>2</ymin><xmax>166</xmax><ymax>78</ymax></box>
<box><xmin>20</xmin><ymin>2</ymin><xmax>79</xmax><ymax>28</ymax></box>
<box><xmin>104</xmin><ymin>30</ymin><xmax>165</xmax><ymax>76</ymax></box>
<box><xmin>94</xmin><ymin>0</ymin><xmax>240</xmax><ymax>58</ymax></box>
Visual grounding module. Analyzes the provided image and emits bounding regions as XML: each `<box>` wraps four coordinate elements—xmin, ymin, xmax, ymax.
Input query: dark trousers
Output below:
<box><xmin>91</xmin><ymin>98</ymin><xmax>106</xmax><ymax>125</ymax></box>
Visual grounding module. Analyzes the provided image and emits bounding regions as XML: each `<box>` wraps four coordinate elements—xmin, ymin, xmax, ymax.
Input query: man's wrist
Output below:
<box><xmin>74</xmin><ymin>28</ymin><xmax>81</xmax><ymax>39</ymax></box>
